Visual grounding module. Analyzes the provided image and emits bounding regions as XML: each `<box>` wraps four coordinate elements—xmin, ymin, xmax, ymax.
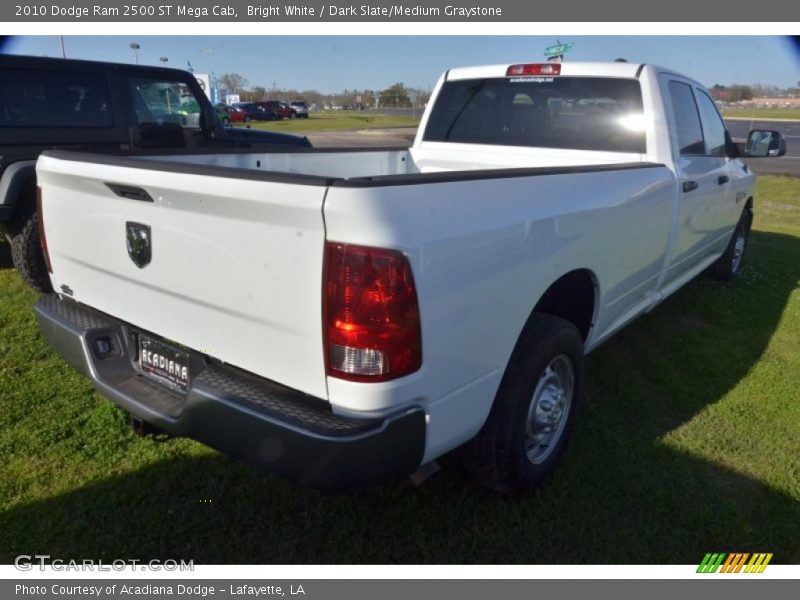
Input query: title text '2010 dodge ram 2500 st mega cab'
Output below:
<box><xmin>34</xmin><ymin>61</ymin><xmax>785</xmax><ymax>491</ymax></box>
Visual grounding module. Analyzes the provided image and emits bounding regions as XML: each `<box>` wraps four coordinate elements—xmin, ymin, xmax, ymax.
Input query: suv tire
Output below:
<box><xmin>9</xmin><ymin>209</ymin><xmax>52</xmax><ymax>293</ymax></box>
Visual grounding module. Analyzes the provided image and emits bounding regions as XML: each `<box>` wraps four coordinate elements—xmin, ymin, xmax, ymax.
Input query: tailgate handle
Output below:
<box><xmin>106</xmin><ymin>183</ymin><xmax>154</xmax><ymax>203</ymax></box>
<box><xmin>682</xmin><ymin>181</ymin><xmax>699</xmax><ymax>193</ymax></box>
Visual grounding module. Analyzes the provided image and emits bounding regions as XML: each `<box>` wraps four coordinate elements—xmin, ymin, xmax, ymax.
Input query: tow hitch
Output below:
<box><xmin>129</xmin><ymin>414</ymin><xmax>166</xmax><ymax>438</ymax></box>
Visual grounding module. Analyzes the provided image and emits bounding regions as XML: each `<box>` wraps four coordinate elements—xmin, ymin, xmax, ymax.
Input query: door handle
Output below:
<box><xmin>683</xmin><ymin>181</ymin><xmax>699</xmax><ymax>193</ymax></box>
<box><xmin>718</xmin><ymin>175</ymin><xmax>730</xmax><ymax>185</ymax></box>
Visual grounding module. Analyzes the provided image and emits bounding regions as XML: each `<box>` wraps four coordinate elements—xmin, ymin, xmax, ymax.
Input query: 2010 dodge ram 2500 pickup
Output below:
<box><xmin>34</xmin><ymin>61</ymin><xmax>785</xmax><ymax>491</ymax></box>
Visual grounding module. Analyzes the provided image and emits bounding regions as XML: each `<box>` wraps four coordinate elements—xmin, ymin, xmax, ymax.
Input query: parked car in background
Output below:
<box><xmin>0</xmin><ymin>54</ymin><xmax>310</xmax><ymax>292</ymax></box>
<box><xmin>290</xmin><ymin>101</ymin><xmax>310</xmax><ymax>118</ymax></box>
<box><xmin>234</xmin><ymin>102</ymin><xmax>278</xmax><ymax>122</ymax></box>
<box><xmin>261</xmin><ymin>100</ymin><xmax>294</xmax><ymax>119</ymax></box>
<box><xmin>252</xmin><ymin>101</ymin><xmax>282</xmax><ymax>120</ymax></box>
<box><xmin>215</xmin><ymin>103</ymin><xmax>255</xmax><ymax>124</ymax></box>
<box><xmin>214</xmin><ymin>104</ymin><xmax>231</xmax><ymax>124</ymax></box>
<box><xmin>223</xmin><ymin>104</ymin><xmax>251</xmax><ymax>123</ymax></box>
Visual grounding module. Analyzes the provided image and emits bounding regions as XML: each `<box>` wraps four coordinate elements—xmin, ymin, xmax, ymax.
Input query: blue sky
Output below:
<box><xmin>3</xmin><ymin>36</ymin><xmax>798</xmax><ymax>93</ymax></box>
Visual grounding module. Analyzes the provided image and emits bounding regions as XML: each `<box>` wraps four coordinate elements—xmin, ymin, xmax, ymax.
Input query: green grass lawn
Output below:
<box><xmin>236</xmin><ymin>111</ymin><xmax>420</xmax><ymax>133</ymax></box>
<box><xmin>723</xmin><ymin>108</ymin><xmax>800</xmax><ymax>120</ymax></box>
<box><xmin>1</xmin><ymin>177</ymin><xmax>799</xmax><ymax>565</ymax></box>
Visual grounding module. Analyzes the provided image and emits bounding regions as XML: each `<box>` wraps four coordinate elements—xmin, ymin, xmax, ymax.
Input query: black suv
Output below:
<box><xmin>0</xmin><ymin>54</ymin><xmax>311</xmax><ymax>292</ymax></box>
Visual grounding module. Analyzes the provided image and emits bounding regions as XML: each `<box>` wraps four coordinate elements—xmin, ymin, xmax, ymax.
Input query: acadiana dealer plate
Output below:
<box><xmin>138</xmin><ymin>334</ymin><xmax>190</xmax><ymax>394</ymax></box>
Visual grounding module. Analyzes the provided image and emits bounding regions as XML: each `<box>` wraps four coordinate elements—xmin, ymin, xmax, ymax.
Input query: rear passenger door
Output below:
<box><xmin>660</xmin><ymin>76</ymin><xmax>731</xmax><ymax>283</ymax></box>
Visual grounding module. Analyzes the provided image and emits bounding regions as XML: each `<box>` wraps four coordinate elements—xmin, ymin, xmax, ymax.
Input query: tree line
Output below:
<box><xmin>709</xmin><ymin>82</ymin><xmax>800</xmax><ymax>102</ymax></box>
<box><xmin>216</xmin><ymin>73</ymin><xmax>430</xmax><ymax>108</ymax></box>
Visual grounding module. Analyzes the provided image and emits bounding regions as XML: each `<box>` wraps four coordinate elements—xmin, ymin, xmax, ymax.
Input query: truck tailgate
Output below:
<box><xmin>36</xmin><ymin>153</ymin><xmax>329</xmax><ymax>400</ymax></box>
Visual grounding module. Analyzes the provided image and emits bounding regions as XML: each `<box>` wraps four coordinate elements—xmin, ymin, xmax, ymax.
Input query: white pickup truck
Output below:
<box><xmin>34</xmin><ymin>61</ymin><xmax>785</xmax><ymax>491</ymax></box>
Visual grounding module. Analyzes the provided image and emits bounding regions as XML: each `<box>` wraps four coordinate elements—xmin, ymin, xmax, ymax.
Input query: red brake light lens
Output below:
<box><xmin>36</xmin><ymin>186</ymin><xmax>52</xmax><ymax>274</ymax></box>
<box><xmin>506</xmin><ymin>63</ymin><xmax>562</xmax><ymax>77</ymax></box>
<box><xmin>323</xmin><ymin>242</ymin><xmax>422</xmax><ymax>382</ymax></box>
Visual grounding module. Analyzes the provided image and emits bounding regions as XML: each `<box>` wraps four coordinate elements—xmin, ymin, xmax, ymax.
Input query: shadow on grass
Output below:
<box><xmin>1</xmin><ymin>231</ymin><xmax>798</xmax><ymax>564</ymax></box>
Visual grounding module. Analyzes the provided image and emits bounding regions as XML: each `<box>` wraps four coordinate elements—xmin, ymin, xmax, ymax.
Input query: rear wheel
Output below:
<box><xmin>709</xmin><ymin>209</ymin><xmax>752</xmax><ymax>281</ymax></box>
<box><xmin>464</xmin><ymin>313</ymin><xmax>584</xmax><ymax>493</ymax></box>
<box><xmin>9</xmin><ymin>209</ymin><xmax>52</xmax><ymax>293</ymax></box>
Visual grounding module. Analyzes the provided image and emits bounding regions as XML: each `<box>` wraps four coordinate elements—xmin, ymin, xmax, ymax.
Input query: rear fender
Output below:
<box><xmin>0</xmin><ymin>161</ymin><xmax>37</xmax><ymax>224</ymax></box>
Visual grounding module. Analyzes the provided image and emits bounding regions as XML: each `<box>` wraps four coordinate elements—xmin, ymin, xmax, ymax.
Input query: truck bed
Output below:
<box><xmin>37</xmin><ymin>148</ymin><xmax>671</xmax><ymax>415</ymax></box>
<box><xmin>44</xmin><ymin>144</ymin><xmax>656</xmax><ymax>187</ymax></box>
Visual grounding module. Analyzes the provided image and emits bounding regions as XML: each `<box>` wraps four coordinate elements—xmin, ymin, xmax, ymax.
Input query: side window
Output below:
<box><xmin>696</xmin><ymin>90</ymin><xmax>728</xmax><ymax>157</ymax></box>
<box><xmin>0</xmin><ymin>68</ymin><xmax>113</xmax><ymax>128</ymax></box>
<box><xmin>668</xmin><ymin>81</ymin><xmax>705</xmax><ymax>156</ymax></box>
<box><xmin>126</xmin><ymin>77</ymin><xmax>202</xmax><ymax>128</ymax></box>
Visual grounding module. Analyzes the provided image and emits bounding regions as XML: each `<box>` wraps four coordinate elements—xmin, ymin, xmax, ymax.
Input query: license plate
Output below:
<box><xmin>138</xmin><ymin>334</ymin><xmax>190</xmax><ymax>394</ymax></box>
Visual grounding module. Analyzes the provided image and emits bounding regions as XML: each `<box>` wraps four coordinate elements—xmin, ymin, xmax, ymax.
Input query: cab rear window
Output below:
<box><xmin>423</xmin><ymin>76</ymin><xmax>646</xmax><ymax>154</ymax></box>
<box><xmin>0</xmin><ymin>68</ymin><xmax>113</xmax><ymax>128</ymax></box>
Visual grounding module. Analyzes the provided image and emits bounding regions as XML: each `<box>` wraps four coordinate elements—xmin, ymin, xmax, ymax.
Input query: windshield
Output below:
<box><xmin>423</xmin><ymin>76</ymin><xmax>646</xmax><ymax>154</ymax></box>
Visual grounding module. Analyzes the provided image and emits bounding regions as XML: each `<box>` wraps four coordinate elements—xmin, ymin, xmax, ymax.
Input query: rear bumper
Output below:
<box><xmin>34</xmin><ymin>294</ymin><xmax>426</xmax><ymax>489</ymax></box>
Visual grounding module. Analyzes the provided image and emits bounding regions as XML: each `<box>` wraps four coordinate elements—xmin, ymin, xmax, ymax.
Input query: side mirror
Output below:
<box><xmin>744</xmin><ymin>130</ymin><xmax>786</xmax><ymax>158</ymax></box>
<box><xmin>202</xmin><ymin>107</ymin><xmax>224</xmax><ymax>141</ymax></box>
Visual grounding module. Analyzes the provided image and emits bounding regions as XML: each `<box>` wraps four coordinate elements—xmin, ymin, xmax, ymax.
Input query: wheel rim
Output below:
<box><xmin>524</xmin><ymin>354</ymin><xmax>574</xmax><ymax>465</ymax></box>
<box><xmin>731</xmin><ymin>227</ymin><xmax>746</xmax><ymax>274</ymax></box>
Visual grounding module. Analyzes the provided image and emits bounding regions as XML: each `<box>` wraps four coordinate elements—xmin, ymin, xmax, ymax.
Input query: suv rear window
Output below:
<box><xmin>423</xmin><ymin>76</ymin><xmax>646</xmax><ymax>154</ymax></box>
<box><xmin>0</xmin><ymin>68</ymin><xmax>113</xmax><ymax>128</ymax></box>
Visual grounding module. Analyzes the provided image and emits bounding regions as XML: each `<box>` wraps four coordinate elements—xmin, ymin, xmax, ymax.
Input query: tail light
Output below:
<box><xmin>36</xmin><ymin>186</ymin><xmax>52</xmax><ymax>273</ymax></box>
<box><xmin>323</xmin><ymin>242</ymin><xmax>422</xmax><ymax>382</ymax></box>
<box><xmin>506</xmin><ymin>63</ymin><xmax>561</xmax><ymax>77</ymax></box>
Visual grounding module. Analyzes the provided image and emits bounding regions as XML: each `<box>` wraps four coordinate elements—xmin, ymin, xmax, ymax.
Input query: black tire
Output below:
<box><xmin>463</xmin><ymin>313</ymin><xmax>584</xmax><ymax>493</ymax></box>
<box><xmin>9</xmin><ymin>210</ymin><xmax>52</xmax><ymax>293</ymax></box>
<box><xmin>709</xmin><ymin>209</ymin><xmax>752</xmax><ymax>281</ymax></box>
<box><xmin>289</xmin><ymin>112</ymin><xmax>297</xmax><ymax>119</ymax></box>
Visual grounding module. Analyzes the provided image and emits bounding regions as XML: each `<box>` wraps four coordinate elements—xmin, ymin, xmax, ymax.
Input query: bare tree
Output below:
<box><xmin>218</xmin><ymin>73</ymin><xmax>249</xmax><ymax>94</ymax></box>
